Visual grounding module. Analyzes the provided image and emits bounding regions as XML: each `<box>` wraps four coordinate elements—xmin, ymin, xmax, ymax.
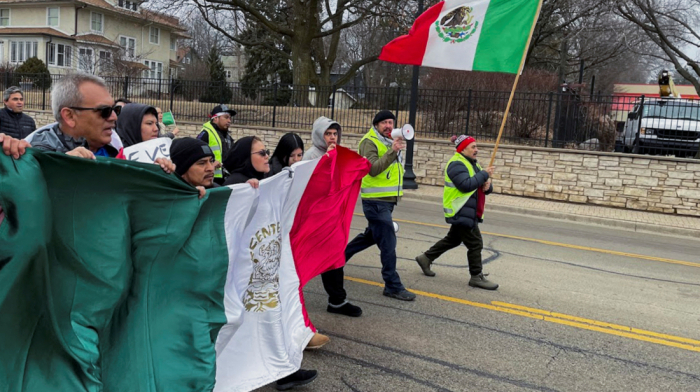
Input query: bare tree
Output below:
<box><xmin>163</xmin><ymin>0</ymin><xmax>402</xmax><ymax>92</ymax></box>
<box><xmin>617</xmin><ymin>0</ymin><xmax>700</xmax><ymax>93</ymax></box>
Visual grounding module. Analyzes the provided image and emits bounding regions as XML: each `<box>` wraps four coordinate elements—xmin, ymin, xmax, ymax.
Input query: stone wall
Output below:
<box><xmin>27</xmin><ymin>109</ymin><xmax>700</xmax><ymax>216</ymax></box>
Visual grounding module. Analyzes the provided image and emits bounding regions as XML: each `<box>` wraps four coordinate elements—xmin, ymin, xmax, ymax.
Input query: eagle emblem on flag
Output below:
<box><xmin>435</xmin><ymin>6</ymin><xmax>479</xmax><ymax>43</ymax></box>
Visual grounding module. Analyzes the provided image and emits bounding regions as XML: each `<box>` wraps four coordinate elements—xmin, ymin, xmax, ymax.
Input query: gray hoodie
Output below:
<box><xmin>303</xmin><ymin>116</ymin><xmax>341</xmax><ymax>161</ymax></box>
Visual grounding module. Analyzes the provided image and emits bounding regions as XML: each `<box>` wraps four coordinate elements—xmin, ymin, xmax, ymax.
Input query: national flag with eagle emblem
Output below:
<box><xmin>379</xmin><ymin>0</ymin><xmax>542</xmax><ymax>74</ymax></box>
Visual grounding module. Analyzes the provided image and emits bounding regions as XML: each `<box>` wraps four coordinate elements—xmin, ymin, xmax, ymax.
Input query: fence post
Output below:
<box><xmin>158</xmin><ymin>77</ymin><xmax>162</xmax><ymax>101</ymax></box>
<box><xmin>272</xmin><ymin>83</ymin><xmax>278</xmax><ymax>128</ymax></box>
<box><xmin>465</xmin><ymin>88</ymin><xmax>472</xmax><ymax>134</ymax></box>
<box><xmin>169</xmin><ymin>77</ymin><xmax>175</xmax><ymax>112</ymax></box>
<box><xmin>395</xmin><ymin>87</ymin><xmax>401</xmax><ymax>119</ymax></box>
<box><xmin>634</xmin><ymin>95</ymin><xmax>645</xmax><ymax>153</ymax></box>
<box><xmin>330</xmin><ymin>85</ymin><xmax>337</xmax><ymax>120</ymax></box>
<box><xmin>545</xmin><ymin>92</ymin><xmax>553</xmax><ymax>148</ymax></box>
<box><xmin>41</xmin><ymin>75</ymin><xmax>47</xmax><ymax>111</ymax></box>
<box><xmin>123</xmin><ymin>76</ymin><xmax>129</xmax><ymax>100</ymax></box>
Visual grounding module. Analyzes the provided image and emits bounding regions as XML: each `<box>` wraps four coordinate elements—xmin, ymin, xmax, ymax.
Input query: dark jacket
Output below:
<box><xmin>446</xmin><ymin>156</ymin><xmax>492</xmax><ymax>229</ymax></box>
<box><xmin>268</xmin><ymin>133</ymin><xmax>304</xmax><ymax>177</ymax></box>
<box><xmin>222</xmin><ymin>136</ymin><xmax>267</xmax><ymax>185</ymax></box>
<box><xmin>115</xmin><ymin>104</ymin><xmax>157</xmax><ymax>147</ymax></box>
<box><xmin>197</xmin><ymin>121</ymin><xmax>234</xmax><ymax>159</ymax></box>
<box><xmin>0</xmin><ymin>107</ymin><xmax>36</xmax><ymax>139</ymax></box>
<box><xmin>24</xmin><ymin>122</ymin><xmax>87</xmax><ymax>153</ymax></box>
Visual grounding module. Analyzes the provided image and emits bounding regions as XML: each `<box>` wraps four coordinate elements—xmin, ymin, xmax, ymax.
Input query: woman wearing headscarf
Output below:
<box><xmin>222</xmin><ymin>136</ymin><xmax>270</xmax><ymax>187</ymax></box>
<box><xmin>114</xmin><ymin>103</ymin><xmax>175</xmax><ymax>173</ymax></box>
<box><xmin>115</xmin><ymin>103</ymin><xmax>160</xmax><ymax>148</ymax></box>
<box><xmin>267</xmin><ymin>133</ymin><xmax>304</xmax><ymax>177</ymax></box>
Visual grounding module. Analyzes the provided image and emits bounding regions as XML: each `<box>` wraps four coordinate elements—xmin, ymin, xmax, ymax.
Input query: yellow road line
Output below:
<box><xmin>351</xmin><ymin>213</ymin><xmax>700</xmax><ymax>268</ymax></box>
<box><xmin>343</xmin><ymin>276</ymin><xmax>700</xmax><ymax>353</ymax></box>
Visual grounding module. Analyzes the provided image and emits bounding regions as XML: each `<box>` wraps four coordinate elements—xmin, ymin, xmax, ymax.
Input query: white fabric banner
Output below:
<box><xmin>214</xmin><ymin>161</ymin><xmax>318</xmax><ymax>392</ymax></box>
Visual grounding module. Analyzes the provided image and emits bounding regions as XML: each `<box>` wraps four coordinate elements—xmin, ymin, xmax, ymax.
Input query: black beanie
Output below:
<box><xmin>372</xmin><ymin>110</ymin><xmax>397</xmax><ymax>126</ymax></box>
<box><xmin>170</xmin><ymin>138</ymin><xmax>215</xmax><ymax>176</ymax></box>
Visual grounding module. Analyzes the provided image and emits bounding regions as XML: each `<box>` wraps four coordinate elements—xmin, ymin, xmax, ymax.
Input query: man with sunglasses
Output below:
<box><xmin>0</xmin><ymin>86</ymin><xmax>36</xmax><ymax>139</ymax></box>
<box><xmin>197</xmin><ymin>104</ymin><xmax>236</xmax><ymax>185</ymax></box>
<box><xmin>25</xmin><ymin>73</ymin><xmax>120</xmax><ymax>159</ymax></box>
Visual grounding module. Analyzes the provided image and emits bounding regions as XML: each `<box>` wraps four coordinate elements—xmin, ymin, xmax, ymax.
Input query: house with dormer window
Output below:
<box><xmin>0</xmin><ymin>0</ymin><xmax>187</xmax><ymax>78</ymax></box>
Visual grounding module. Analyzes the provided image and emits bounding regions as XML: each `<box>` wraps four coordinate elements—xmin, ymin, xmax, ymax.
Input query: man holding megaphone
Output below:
<box><xmin>344</xmin><ymin>110</ymin><xmax>416</xmax><ymax>301</ymax></box>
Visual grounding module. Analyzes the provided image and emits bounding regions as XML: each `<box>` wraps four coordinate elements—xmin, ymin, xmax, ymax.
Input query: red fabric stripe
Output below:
<box><xmin>290</xmin><ymin>146</ymin><xmax>371</xmax><ymax>329</ymax></box>
<box><xmin>378</xmin><ymin>1</ymin><xmax>445</xmax><ymax>65</ymax></box>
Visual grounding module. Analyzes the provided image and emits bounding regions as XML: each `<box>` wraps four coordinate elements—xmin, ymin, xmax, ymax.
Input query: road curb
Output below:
<box><xmin>401</xmin><ymin>192</ymin><xmax>700</xmax><ymax>239</ymax></box>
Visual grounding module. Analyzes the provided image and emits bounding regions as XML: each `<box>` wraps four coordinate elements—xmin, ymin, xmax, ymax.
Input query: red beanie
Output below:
<box><xmin>452</xmin><ymin>135</ymin><xmax>476</xmax><ymax>153</ymax></box>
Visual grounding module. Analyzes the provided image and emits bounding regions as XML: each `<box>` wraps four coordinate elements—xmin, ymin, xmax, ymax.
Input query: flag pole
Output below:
<box><xmin>488</xmin><ymin>0</ymin><xmax>543</xmax><ymax>168</ymax></box>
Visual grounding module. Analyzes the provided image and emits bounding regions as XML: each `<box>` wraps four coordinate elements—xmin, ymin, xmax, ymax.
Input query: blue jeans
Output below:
<box><xmin>344</xmin><ymin>199</ymin><xmax>405</xmax><ymax>293</ymax></box>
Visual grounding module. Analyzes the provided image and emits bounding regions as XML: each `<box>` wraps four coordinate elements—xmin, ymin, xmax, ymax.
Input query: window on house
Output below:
<box><xmin>119</xmin><ymin>36</ymin><xmax>136</xmax><ymax>58</ymax></box>
<box><xmin>99</xmin><ymin>50</ymin><xmax>111</xmax><ymax>62</ymax></box>
<box><xmin>10</xmin><ymin>41</ymin><xmax>38</xmax><ymax>63</ymax></box>
<box><xmin>118</xmin><ymin>0</ymin><xmax>138</xmax><ymax>11</ymax></box>
<box><xmin>47</xmin><ymin>7</ymin><xmax>59</xmax><ymax>27</ymax></box>
<box><xmin>170</xmin><ymin>39</ymin><xmax>176</xmax><ymax>51</ymax></box>
<box><xmin>225</xmin><ymin>70</ymin><xmax>232</xmax><ymax>78</ymax></box>
<box><xmin>149</xmin><ymin>27</ymin><xmax>159</xmax><ymax>45</ymax></box>
<box><xmin>143</xmin><ymin>60</ymin><xmax>163</xmax><ymax>79</ymax></box>
<box><xmin>90</xmin><ymin>12</ymin><xmax>103</xmax><ymax>32</ymax></box>
<box><xmin>0</xmin><ymin>9</ymin><xmax>9</xmax><ymax>26</ymax></box>
<box><xmin>48</xmin><ymin>43</ymin><xmax>72</xmax><ymax>67</ymax></box>
<box><xmin>78</xmin><ymin>48</ymin><xmax>94</xmax><ymax>72</ymax></box>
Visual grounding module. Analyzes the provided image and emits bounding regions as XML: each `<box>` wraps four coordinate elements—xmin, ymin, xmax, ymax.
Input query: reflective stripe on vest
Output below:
<box><xmin>443</xmin><ymin>153</ymin><xmax>482</xmax><ymax>219</ymax></box>
<box><xmin>359</xmin><ymin>128</ymin><xmax>403</xmax><ymax>199</ymax></box>
<box><xmin>201</xmin><ymin>122</ymin><xmax>223</xmax><ymax>177</ymax></box>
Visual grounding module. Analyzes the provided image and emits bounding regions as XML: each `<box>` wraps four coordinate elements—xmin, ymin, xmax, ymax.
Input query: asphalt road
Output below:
<box><xmin>256</xmin><ymin>198</ymin><xmax>700</xmax><ymax>392</ymax></box>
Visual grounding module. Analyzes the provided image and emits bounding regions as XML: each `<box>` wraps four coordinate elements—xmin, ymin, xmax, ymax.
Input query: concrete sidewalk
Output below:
<box><xmin>402</xmin><ymin>185</ymin><xmax>700</xmax><ymax>238</ymax></box>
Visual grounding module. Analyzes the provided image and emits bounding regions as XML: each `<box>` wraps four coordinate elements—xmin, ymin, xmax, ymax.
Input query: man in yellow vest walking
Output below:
<box><xmin>414</xmin><ymin>135</ymin><xmax>498</xmax><ymax>290</ymax></box>
<box><xmin>344</xmin><ymin>110</ymin><xmax>416</xmax><ymax>301</ymax></box>
<box><xmin>197</xmin><ymin>104</ymin><xmax>236</xmax><ymax>185</ymax></box>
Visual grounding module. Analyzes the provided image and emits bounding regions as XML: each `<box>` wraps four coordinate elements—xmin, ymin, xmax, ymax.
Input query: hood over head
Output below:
<box><xmin>223</xmin><ymin>136</ymin><xmax>266</xmax><ymax>182</ymax></box>
<box><xmin>115</xmin><ymin>103</ymin><xmax>157</xmax><ymax>147</ymax></box>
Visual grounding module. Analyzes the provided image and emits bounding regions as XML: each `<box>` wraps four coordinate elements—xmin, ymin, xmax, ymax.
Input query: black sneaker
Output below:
<box><xmin>327</xmin><ymin>301</ymin><xmax>362</xmax><ymax>317</ymax></box>
<box><xmin>383</xmin><ymin>289</ymin><xmax>416</xmax><ymax>301</ymax></box>
<box><xmin>275</xmin><ymin>369</ymin><xmax>318</xmax><ymax>391</ymax></box>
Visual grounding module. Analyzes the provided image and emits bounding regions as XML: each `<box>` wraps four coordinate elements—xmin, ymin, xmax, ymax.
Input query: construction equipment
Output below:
<box><xmin>658</xmin><ymin>70</ymin><xmax>681</xmax><ymax>98</ymax></box>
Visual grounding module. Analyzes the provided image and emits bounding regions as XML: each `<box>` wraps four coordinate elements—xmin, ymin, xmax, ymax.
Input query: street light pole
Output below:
<box><xmin>403</xmin><ymin>0</ymin><xmax>423</xmax><ymax>190</ymax></box>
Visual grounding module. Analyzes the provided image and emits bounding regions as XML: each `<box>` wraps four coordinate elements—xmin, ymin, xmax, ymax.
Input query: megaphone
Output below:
<box><xmin>390</xmin><ymin>124</ymin><xmax>415</xmax><ymax>141</ymax></box>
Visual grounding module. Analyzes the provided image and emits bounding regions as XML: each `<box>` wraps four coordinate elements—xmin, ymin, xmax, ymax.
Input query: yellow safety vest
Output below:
<box><xmin>201</xmin><ymin>121</ymin><xmax>223</xmax><ymax>178</ymax></box>
<box><xmin>443</xmin><ymin>153</ymin><xmax>482</xmax><ymax>218</ymax></box>
<box><xmin>359</xmin><ymin>128</ymin><xmax>404</xmax><ymax>199</ymax></box>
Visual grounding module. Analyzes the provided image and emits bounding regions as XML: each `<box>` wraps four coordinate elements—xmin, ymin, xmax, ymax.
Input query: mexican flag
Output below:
<box><xmin>0</xmin><ymin>145</ymin><xmax>369</xmax><ymax>392</ymax></box>
<box><xmin>378</xmin><ymin>0</ymin><xmax>542</xmax><ymax>73</ymax></box>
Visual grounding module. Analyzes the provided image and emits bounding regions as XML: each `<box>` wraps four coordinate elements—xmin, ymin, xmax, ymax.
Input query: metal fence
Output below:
<box><xmin>4</xmin><ymin>72</ymin><xmax>697</xmax><ymax>157</ymax></box>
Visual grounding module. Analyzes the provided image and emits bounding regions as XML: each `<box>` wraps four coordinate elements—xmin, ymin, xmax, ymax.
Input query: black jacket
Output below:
<box><xmin>197</xmin><ymin>122</ymin><xmax>234</xmax><ymax>160</ymax></box>
<box><xmin>0</xmin><ymin>107</ymin><xmax>36</xmax><ymax>139</ymax></box>
<box><xmin>446</xmin><ymin>156</ymin><xmax>492</xmax><ymax>229</ymax></box>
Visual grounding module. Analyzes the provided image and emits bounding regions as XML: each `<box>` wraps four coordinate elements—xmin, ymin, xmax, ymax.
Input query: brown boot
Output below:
<box><xmin>306</xmin><ymin>333</ymin><xmax>330</xmax><ymax>350</ymax></box>
<box><xmin>415</xmin><ymin>254</ymin><xmax>435</xmax><ymax>277</ymax></box>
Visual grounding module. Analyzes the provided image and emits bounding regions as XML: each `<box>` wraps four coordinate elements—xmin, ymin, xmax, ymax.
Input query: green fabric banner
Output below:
<box><xmin>0</xmin><ymin>149</ymin><xmax>231</xmax><ymax>392</ymax></box>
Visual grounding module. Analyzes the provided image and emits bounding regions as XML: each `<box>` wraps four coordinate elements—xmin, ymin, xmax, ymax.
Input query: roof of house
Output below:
<box><xmin>0</xmin><ymin>27</ymin><xmax>75</xmax><ymax>39</ymax></box>
<box><xmin>75</xmin><ymin>33</ymin><xmax>119</xmax><ymax>47</ymax></box>
<box><xmin>0</xmin><ymin>0</ymin><xmax>187</xmax><ymax>32</ymax></box>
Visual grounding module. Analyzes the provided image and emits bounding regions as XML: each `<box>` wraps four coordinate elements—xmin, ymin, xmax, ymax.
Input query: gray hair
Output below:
<box><xmin>3</xmin><ymin>86</ymin><xmax>23</xmax><ymax>101</ymax></box>
<box><xmin>51</xmin><ymin>73</ymin><xmax>109</xmax><ymax>122</ymax></box>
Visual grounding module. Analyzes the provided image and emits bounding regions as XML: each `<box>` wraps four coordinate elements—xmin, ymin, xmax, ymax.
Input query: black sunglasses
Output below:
<box><xmin>68</xmin><ymin>104</ymin><xmax>122</xmax><ymax>119</ymax></box>
<box><xmin>252</xmin><ymin>149</ymin><xmax>270</xmax><ymax>157</ymax></box>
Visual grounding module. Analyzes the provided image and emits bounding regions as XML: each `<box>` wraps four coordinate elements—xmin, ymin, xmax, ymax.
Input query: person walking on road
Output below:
<box><xmin>414</xmin><ymin>135</ymin><xmax>498</xmax><ymax>290</ymax></box>
<box><xmin>345</xmin><ymin>110</ymin><xmax>416</xmax><ymax>301</ymax></box>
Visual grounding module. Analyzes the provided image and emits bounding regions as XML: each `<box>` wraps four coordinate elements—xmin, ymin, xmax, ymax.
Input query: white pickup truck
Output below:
<box><xmin>621</xmin><ymin>98</ymin><xmax>700</xmax><ymax>157</ymax></box>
